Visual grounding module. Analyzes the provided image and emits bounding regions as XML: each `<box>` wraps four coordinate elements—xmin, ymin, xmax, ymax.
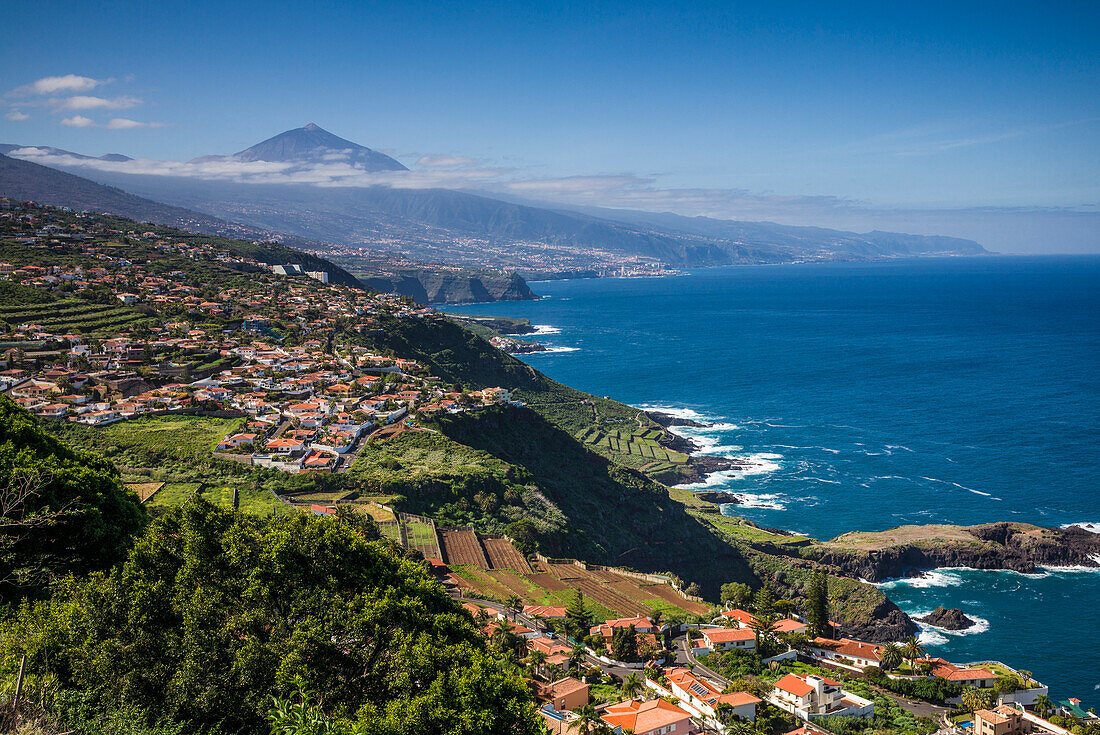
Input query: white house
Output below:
<box><xmin>770</xmin><ymin>674</ymin><xmax>874</xmax><ymax>720</ymax></box>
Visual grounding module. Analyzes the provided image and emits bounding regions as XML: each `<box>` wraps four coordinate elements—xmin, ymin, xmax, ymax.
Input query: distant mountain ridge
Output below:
<box><xmin>2</xmin><ymin>125</ymin><xmax>988</xmax><ymax>274</ymax></box>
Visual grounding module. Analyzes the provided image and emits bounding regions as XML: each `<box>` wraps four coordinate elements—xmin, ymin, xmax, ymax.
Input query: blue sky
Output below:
<box><xmin>2</xmin><ymin>0</ymin><xmax>1098</xmax><ymax>252</ymax></box>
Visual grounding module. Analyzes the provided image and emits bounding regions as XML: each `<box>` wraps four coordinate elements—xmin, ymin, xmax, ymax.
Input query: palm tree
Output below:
<box><xmin>569</xmin><ymin>644</ymin><xmax>587</xmax><ymax>674</ymax></box>
<box><xmin>880</xmin><ymin>642</ymin><xmax>903</xmax><ymax>671</ymax></box>
<box><xmin>902</xmin><ymin>635</ymin><xmax>925</xmax><ymax>667</ymax></box>
<box><xmin>574</xmin><ymin>703</ymin><xmax>611</xmax><ymax>735</ymax></box>
<box><xmin>528</xmin><ymin>648</ymin><xmax>548</xmax><ymax>676</ymax></box>
<box><xmin>505</xmin><ymin>595</ymin><xmax>522</xmax><ymax>621</ymax></box>
<box><xmin>621</xmin><ymin>672</ymin><xmax>644</xmax><ymax>701</ymax></box>
<box><xmin>1034</xmin><ymin>694</ymin><xmax>1052</xmax><ymax>717</ymax></box>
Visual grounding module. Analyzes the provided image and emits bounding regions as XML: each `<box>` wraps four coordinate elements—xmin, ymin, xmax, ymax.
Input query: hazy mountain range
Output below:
<box><xmin>1</xmin><ymin>123</ymin><xmax>987</xmax><ymax>284</ymax></box>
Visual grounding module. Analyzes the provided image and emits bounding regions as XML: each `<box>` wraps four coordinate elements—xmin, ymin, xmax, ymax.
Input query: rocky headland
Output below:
<box><xmin>808</xmin><ymin>522</ymin><xmax>1100</xmax><ymax>582</ymax></box>
<box><xmin>916</xmin><ymin>607</ymin><xmax>976</xmax><ymax>631</ymax></box>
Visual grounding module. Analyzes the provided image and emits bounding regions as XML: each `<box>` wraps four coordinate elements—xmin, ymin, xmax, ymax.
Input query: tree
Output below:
<box><xmin>0</xmin><ymin>396</ymin><xmax>145</xmax><ymax>602</ymax></box>
<box><xmin>0</xmin><ymin>500</ymin><xmax>543</xmax><ymax>735</ymax></box>
<box><xmin>574</xmin><ymin>703</ymin><xmax>611</xmax><ymax>735</ymax></box>
<box><xmin>721</xmin><ymin>582</ymin><xmax>753</xmax><ymax>609</ymax></box>
<box><xmin>611</xmin><ymin>625</ymin><xmax>639</xmax><ymax>661</ymax></box>
<box><xmin>806</xmin><ymin>568</ymin><xmax>831</xmax><ymax>638</ymax></box>
<box><xmin>528</xmin><ymin>648</ymin><xmax>548</xmax><ymax>676</ymax></box>
<box><xmin>880</xmin><ymin>642</ymin><xmax>903</xmax><ymax>671</ymax></box>
<box><xmin>748</xmin><ymin>613</ymin><xmax>780</xmax><ymax>658</ymax></box>
<box><xmin>566</xmin><ymin>588</ymin><xmax>594</xmax><ymax>640</ymax></box>
<box><xmin>621</xmin><ymin>672</ymin><xmax>644</xmax><ymax>700</ymax></box>
<box><xmin>1034</xmin><ymin>695</ymin><xmax>1052</xmax><ymax>717</ymax></box>
<box><xmin>774</xmin><ymin>599</ymin><xmax>795</xmax><ymax>619</ymax></box>
<box><xmin>903</xmin><ymin>635</ymin><xmax>926</xmax><ymax>666</ymax></box>
<box><xmin>962</xmin><ymin>686</ymin><xmax>995</xmax><ymax>712</ymax></box>
<box><xmin>753</xmin><ymin>581</ymin><xmax>775</xmax><ymax>618</ymax></box>
<box><xmin>505</xmin><ymin>594</ymin><xmax>523</xmax><ymax>621</ymax></box>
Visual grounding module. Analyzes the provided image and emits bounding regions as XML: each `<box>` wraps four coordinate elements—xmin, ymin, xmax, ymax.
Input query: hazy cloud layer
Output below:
<box><xmin>7</xmin><ymin>146</ymin><xmax>1096</xmax><ymax>253</ymax></box>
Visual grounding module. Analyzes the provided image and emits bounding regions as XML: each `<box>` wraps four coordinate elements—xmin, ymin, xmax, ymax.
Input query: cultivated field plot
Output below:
<box><xmin>440</xmin><ymin>528</ymin><xmax>489</xmax><ymax>567</ymax></box>
<box><xmin>401</xmin><ymin>515</ymin><xmax>441</xmax><ymax>559</ymax></box>
<box><xmin>125</xmin><ymin>481</ymin><xmax>164</xmax><ymax>503</ymax></box>
<box><xmin>0</xmin><ymin>300</ymin><xmax>154</xmax><ymax>335</ymax></box>
<box><xmin>482</xmin><ymin>537</ymin><xmax>531</xmax><ymax>572</ymax></box>
<box><xmin>377</xmin><ymin>520</ymin><xmax>402</xmax><ymax>543</ymax></box>
<box><xmin>575</xmin><ymin>427</ymin><xmax>688</xmax><ymax>465</ymax></box>
<box><xmin>145</xmin><ymin>481</ymin><xmax>200</xmax><ymax>507</ymax></box>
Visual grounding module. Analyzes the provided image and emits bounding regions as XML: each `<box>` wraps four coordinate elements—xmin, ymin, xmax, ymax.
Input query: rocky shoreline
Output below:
<box><xmin>644</xmin><ymin>410</ymin><xmax>748</xmax><ymax>490</ymax></box>
<box><xmin>644</xmin><ymin>409</ymin><xmax>1100</xmax><ymax>643</ymax></box>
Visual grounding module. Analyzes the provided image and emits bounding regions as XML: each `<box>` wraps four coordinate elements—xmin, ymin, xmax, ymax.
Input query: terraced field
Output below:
<box><xmin>440</xmin><ymin>528</ymin><xmax>489</xmax><ymax>567</ymax></box>
<box><xmin>446</xmin><ymin>557</ymin><xmax>711</xmax><ymax>620</ymax></box>
<box><xmin>0</xmin><ymin>299</ymin><xmax>155</xmax><ymax>335</ymax></box>
<box><xmin>575</xmin><ymin>426</ymin><xmax>689</xmax><ymax>468</ymax></box>
<box><xmin>482</xmin><ymin>537</ymin><xmax>531</xmax><ymax>572</ymax></box>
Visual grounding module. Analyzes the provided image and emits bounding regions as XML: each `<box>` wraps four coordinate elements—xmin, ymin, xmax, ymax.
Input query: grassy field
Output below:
<box><xmin>695</xmin><ymin>511</ymin><xmax>812</xmax><ymax>546</ymax></box>
<box><xmin>146</xmin><ymin>482</ymin><xmax>201</xmax><ymax>508</ymax></box>
<box><xmin>51</xmin><ymin>414</ymin><xmax>241</xmax><ymax>472</ymax></box>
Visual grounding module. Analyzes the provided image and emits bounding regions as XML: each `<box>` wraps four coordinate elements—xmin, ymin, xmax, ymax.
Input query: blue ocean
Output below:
<box><xmin>448</xmin><ymin>256</ymin><xmax>1100</xmax><ymax>707</ymax></box>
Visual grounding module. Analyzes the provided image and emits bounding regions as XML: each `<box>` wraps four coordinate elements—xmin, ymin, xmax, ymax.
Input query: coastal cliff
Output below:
<box><xmin>805</xmin><ymin>522</ymin><xmax>1100</xmax><ymax>582</ymax></box>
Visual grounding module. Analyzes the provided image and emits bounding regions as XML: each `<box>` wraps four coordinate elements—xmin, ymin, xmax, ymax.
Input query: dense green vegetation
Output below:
<box><xmin>0</xmin><ymin>396</ymin><xmax>144</xmax><ymax>605</ymax></box>
<box><xmin>1</xmin><ymin>500</ymin><xmax>540</xmax><ymax>734</ymax></box>
<box><xmin>0</xmin><ymin>401</ymin><xmax>542</xmax><ymax>734</ymax></box>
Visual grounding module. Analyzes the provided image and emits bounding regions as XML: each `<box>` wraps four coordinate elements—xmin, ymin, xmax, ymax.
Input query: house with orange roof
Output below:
<box><xmin>601</xmin><ymin>698</ymin><xmax>698</xmax><ymax>735</ymax></box>
<box><xmin>773</xmin><ymin>618</ymin><xmax>809</xmax><ymax>635</ymax></box>
<box><xmin>523</xmin><ymin>605</ymin><xmax>568</xmax><ymax>619</ymax></box>
<box><xmin>770</xmin><ymin>673</ymin><xmax>873</xmax><ymax>719</ymax></box>
<box><xmin>699</xmin><ymin>627</ymin><xmax>757</xmax><ymax>653</ymax></box>
<box><xmin>975</xmin><ymin>705</ymin><xmax>1033</xmax><ymax>735</ymax></box>
<box><xmin>264</xmin><ymin>437</ymin><xmax>305</xmax><ymax>453</ymax></box>
<box><xmin>531</xmin><ymin>677</ymin><xmax>589</xmax><ymax>713</ymax></box>
<box><xmin>806</xmin><ymin>637</ymin><xmax>883</xmax><ymax>668</ymax></box>
<box><xmin>915</xmin><ymin>658</ymin><xmax>997</xmax><ymax>688</ymax></box>
<box><xmin>663</xmin><ymin>666</ymin><xmax>760</xmax><ymax>722</ymax></box>
<box><xmin>721</xmin><ymin>608</ymin><xmax>756</xmax><ymax>627</ymax></box>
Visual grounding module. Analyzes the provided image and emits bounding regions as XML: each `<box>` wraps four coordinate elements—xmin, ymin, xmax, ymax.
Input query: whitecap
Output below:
<box><xmin>875</xmin><ymin>569</ymin><xmax>967</xmax><ymax>590</ymax></box>
<box><xmin>917</xmin><ymin>628</ymin><xmax>949</xmax><ymax>646</ymax></box>
<box><xmin>530</xmin><ymin>324</ymin><xmax>561</xmax><ymax>335</ymax></box>
<box><xmin>536</xmin><ymin>346</ymin><xmax>579</xmax><ymax>353</ymax></box>
<box><xmin>634</xmin><ymin>404</ymin><xmax>712</xmax><ymax>422</ymax></box>
<box><xmin>725</xmin><ymin>492</ymin><xmax>786</xmax><ymax>510</ymax></box>
<box><xmin>1062</xmin><ymin>522</ymin><xmax>1100</xmax><ymax>534</ymax></box>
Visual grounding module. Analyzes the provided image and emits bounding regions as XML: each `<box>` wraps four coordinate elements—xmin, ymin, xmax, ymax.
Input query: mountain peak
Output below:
<box><xmin>233</xmin><ymin>124</ymin><xmax>407</xmax><ymax>172</ymax></box>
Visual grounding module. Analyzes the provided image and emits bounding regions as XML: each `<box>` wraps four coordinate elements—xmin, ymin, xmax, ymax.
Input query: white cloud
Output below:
<box><xmin>60</xmin><ymin>115</ymin><xmax>96</xmax><ymax>128</ymax></box>
<box><xmin>54</xmin><ymin>95</ymin><xmax>142</xmax><ymax>111</ymax></box>
<box><xmin>56</xmin><ymin>116</ymin><xmax>165</xmax><ymax>130</ymax></box>
<box><xmin>105</xmin><ymin>117</ymin><xmax>165</xmax><ymax>130</ymax></box>
<box><xmin>417</xmin><ymin>154</ymin><xmax>477</xmax><ymax>168</ymax></box>
<box><xmin>9</xmin><ymin>74</ymin><xmax>108</xmax><ymax>97</ymax></box>
<box><xmin>5</xmin><ymin>110</ymin><xmax>29</xmax><ymax>121</ymax></box>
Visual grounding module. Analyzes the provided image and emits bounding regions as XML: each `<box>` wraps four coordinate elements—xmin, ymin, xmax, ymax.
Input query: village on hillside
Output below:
<box><xmin>2</xmin><ymin>200</ymin><xmax>1097</xmax><ymax>735</ymax></box>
